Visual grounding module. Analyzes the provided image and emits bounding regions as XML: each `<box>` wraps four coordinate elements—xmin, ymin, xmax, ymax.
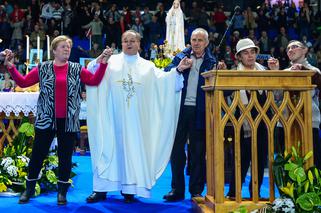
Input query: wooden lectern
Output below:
<box><xmin>194</xmin><ymin>70</ymin><xmax>315</xmax><ymax>212</ymax></box>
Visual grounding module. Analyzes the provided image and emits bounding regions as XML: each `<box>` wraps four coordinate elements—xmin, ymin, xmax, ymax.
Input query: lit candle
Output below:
<box><xmin>37</xmin><ymin>36</ymin><xmax>40</xmax><ymax>61</ymax></box>
<box><xmin>46</xmin><ymin>35</ymin><xmax>50</xmax><ymax>60</ymax></box>
<box><xmin>26</xmin><ymin>35</ymin><xmax>29</xmax><ymax>60</ymax></box>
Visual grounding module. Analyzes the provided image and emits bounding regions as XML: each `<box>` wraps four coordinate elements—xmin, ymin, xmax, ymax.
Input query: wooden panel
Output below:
<box><xmin>200</xmin><ymin>70</ymin><xmax>315</xmax><ymax>212</ymax></box>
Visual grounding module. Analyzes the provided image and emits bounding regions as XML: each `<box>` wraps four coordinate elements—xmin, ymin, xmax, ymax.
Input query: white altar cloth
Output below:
<box><xmin>0</xmin><ymin>92</ymin><xmax>39</xmax><ymax>116</ymax></box>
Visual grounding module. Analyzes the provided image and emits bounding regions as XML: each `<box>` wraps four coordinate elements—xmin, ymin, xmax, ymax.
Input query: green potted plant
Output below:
<box><xmin>273</xmin><ymin>142</ymin><xmax>321</xmax><ymax>212</ymax></box>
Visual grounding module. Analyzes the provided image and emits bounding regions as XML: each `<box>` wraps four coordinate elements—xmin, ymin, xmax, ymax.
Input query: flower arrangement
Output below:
<box><xmin>230</xmin><ymin>142</ymin><xmax>321</xmax><ymax>213</ymax></box>
<box><xmin>0</xmin><ymin>121</ymin><xmax>76</xmax><ymax>195</ymax></box>
<box><xmin>152</xmin><ymin>40</ymin><xmax>181</xmax><ymax>69</ymax></box>
<box><xmin>273</xmin><ymin>142</ymin><xmax>321</xmax><ymax>212</ymax></box>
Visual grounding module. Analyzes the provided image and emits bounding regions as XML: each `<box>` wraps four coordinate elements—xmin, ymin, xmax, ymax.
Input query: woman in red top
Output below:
<box><xmin>3</xmin><ymin>35</ymin><xmax>112</xmax><ymax>205</ymax></box>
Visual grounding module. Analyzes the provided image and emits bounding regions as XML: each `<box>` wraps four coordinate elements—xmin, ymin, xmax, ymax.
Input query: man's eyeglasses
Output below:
<box><xmin>286</xmin><ymin>44</ymin><xmax>304</xmax><ymax>52</ymax></box>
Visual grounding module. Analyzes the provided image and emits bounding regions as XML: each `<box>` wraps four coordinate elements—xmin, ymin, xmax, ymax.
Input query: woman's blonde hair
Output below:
<box><xmin>51</xmin><ymin>35</ymin><xmax>73</xmax><ymax>51</ymax></box>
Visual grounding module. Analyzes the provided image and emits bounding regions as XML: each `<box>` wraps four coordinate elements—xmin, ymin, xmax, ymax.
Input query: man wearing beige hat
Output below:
<box><xmin>226</xmin><ymin>38</ymin><xmax>269</xmax><ymax>199</ymax></box>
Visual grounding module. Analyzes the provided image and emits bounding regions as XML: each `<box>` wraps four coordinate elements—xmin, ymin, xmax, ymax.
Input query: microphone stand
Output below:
<box><xmin>212</xmin><ymin>7</ymin><xmax>239</xmax><ymax>95</ymax></box>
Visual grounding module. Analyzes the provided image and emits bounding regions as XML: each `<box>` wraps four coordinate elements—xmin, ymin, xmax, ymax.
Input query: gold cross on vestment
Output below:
<box><xmin>116</xmin><ymin>73</ymin><xmax>141</xmax><ymax>107</ymax></box>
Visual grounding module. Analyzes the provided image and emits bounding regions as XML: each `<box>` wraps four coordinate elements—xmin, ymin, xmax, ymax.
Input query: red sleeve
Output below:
<box><xmin>80</xmin><ymin>63</ymin><xmax>108</xmax><ymax>86</ymax></box>
<box><xmin>7</xmin><ymin>66</ymin><xmax>39</xmax><ymax>88</ymax></box>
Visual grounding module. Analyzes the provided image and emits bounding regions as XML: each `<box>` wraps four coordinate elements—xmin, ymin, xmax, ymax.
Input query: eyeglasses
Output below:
<box><xmin>286</xmin><ymin>44</ymin><xmax>303</xmax><ymax>52</ymax></box>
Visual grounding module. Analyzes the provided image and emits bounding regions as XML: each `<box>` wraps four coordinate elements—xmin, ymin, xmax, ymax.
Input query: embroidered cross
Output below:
<box><xmin>117</xmin><ymin>73</ymin><xmax>140</xmax><ymax>107</ymax></box>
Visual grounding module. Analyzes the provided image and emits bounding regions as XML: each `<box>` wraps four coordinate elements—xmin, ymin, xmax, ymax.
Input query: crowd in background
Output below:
<box><xmin>0</xmin><ymin>0</ymin><xmax>321</xmax><ymax>90</ymax></box>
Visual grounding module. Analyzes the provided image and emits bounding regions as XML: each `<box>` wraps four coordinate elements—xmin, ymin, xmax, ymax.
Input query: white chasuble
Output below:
<box><xmin>86</xmin><ymin>53</ymin><xmax>181</xmax><ymax>197</ymax></box>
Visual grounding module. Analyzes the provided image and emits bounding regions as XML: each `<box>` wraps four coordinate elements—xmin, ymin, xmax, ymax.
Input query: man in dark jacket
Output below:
<box><xmin>163</xmin><ymin>28</ymin><xmax>216</xmax><ymax>201</ymax></box>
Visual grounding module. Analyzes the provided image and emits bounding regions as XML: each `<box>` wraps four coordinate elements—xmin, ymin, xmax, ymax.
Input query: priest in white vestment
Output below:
<box><xmin>85</xmin><ymin>30</ymin><xmax>193</xmax><ymax>203</ymax></box>
<box><xmin>165</xmin><ymin>0</ymin><xmax>185</xmax><ymax>52</ymax></box>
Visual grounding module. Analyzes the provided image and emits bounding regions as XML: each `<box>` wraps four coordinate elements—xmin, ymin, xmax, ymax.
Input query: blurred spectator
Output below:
<box><xmin>302</xmin><ymin>35</ymin><xmax>312</xmax><ymax>48</ymax></box>
<box><xmin>30</xmin><ymin>24</ymin><xmax>46</xmax><ymax>49</ymax></box>
<box><xmin>3</xmin><ymin>1</ymin><xmax>13</xmax><ymax>16</ymax></box>
<box><xmin>277</xmin><ymin>46</ymin><xmax>289</xmax><ymax>69</ymax></box>
<box><xmin>189</xmin><ymin>1</ymin><xmax>200</xmax><ymax>27</ymax></box>
<box><xmin>256</xmin><ymin>8</ymin><xmax>269</xmax><ymax>32</ymax></box>
<box><xmin>307</xmin><ymin>47</ymin><xmax>318</xmax><ymax>67</ymax></box>
<box><xmin>149</xmin><ymin>43</ymin><xmax>157</xmax><ymax>60</ymax></box>
<box><xmin>10</xmin><ymin>4</ymin><xmax>25</xmax><ymax>23</ymax></box>
<box><xmin>131</xmin><ymin>18</ymin><xmax>144</xmax><ymax>39</ymax></box>
<box><xmin>286</xmin><ymin>1</ymin><xmax>297</xmax><ymax>27</ymax></box>
<box><xmin>0</xmin><ymin>5</ymin><xmax>7</xmax><ymax>22</ymax></box>
<box><xmin>14</xmin><ymin>44</ymin><xmax>26</xmax><ymax>73</ymax></box>
<box><xmin>274</xmin><ymin>27</ymin><xmax>289</xmax><ymax>49</ymax></box>
<box><xmin>82</xmin><ymin>14</ymin><xmax>104</xmax><ymax>49</ymax></box>
<box><xmin>10</xmin><ymin>18</ymin><xmax>24</xmax><ymax>49</ymax></box>
<box><xmin>232</xmin><ymin>9</ymin><xmax>245</xmax><ymax>37</ymax></box>
<box><xmin>132</xmin><ymin>6</ymin><xmax>142</xmax><ymax>23</ymax></box>
<box><xmin>212</xmin><ymin>5</ymin><xmax>227</xmax><ymax>34</ymax></box>
<box><xmin>40</xmin><ymin>1</ymin><xmax>55</xmax><ymax>23</ymax></box>
<box><xmin>243</xmin><ymin>6</ymin><xmax>256</xmax><ymax>31</ymax></box>
<box><xmin>230</xmin><ymin>31</ymin><xmax>240</xmax><ymax>53</ymax></box>
<box><xmin>119</xmin><ymin>15</ymin><xmax>130</xmax><ymax>35</ymax></box>
<box><xmin>148</xmin><ymin>15</ymin><xmax>161</xmax><ymax>44</ymax></box>
<box><xmin>258</xmin><ymin>31</ymin><xmax>272</xmax><ymax>54</ymax></box>
<box><xmin>29</xmin><ymin>0</ymin><xmax>40</xmax><ymax>23</ymax></box>
<box><xmin>105</xmin><ymin>17</ymin><xmax>120</xmax><ymax>48</ymax></box>
<box><xmin>104</xmin><ymin>4</ymin><xmax>121</xmax><ymax>23</ymax></box>
<box><xmin>23</xmin><ymin>15</ymin><xmax>35</xmax><ymax>36</ymax></box>
<box><xmin>75</xmin><ymin>4</ymin><xmax>92</xmax><ymax>38</ymax></box>
<box><xmin>0</xmin><ymin>72</ymin><xmax>15</xmax><ymax>92</ymax></box>
<box><xmin>247</xmin><ymin>29</ymin><xmax>258</xmax><ymax>45</ymax></box>
<box><xmin>62</xmin><ymin>3</ymin><xmax>73</xmax><ymax>35</ymax></box>
<box><xmin>110</xmin><ymin>42</ymin><xmax>120</xmax><ymax>54</ymax></box>
<box><xmin>141</xmin><ymin>6</ymin><xmax>153</xmax><ymax>45</ymax></box>
<box><xmin>276</xmin><ymin>7</ymin><xmax>287</xmax><ymax>29</ymax></box>
<box><xmin>122</xmin><ymin>6</ymin><xmax>132</xmax><ymax>28</ymax></box>
<box><xmin>224</xmin><ymin>46</ymin><xmax>236</xmax><ymax>69</ymax></box>
<box><xmin>155</xmin><ymin>3</ymin><xmax>166</xmax><ymax>37</ymax></box>
<box><xmin>0</xmin><ymin>17</ymin><xmax>11</xmax><ymax>49</ymax></box>
<box><xmin>297</xmin><ymin>4</ymin><xmax>311</xmax><ymax>39</ymax></box>
<box><xmin>198</xmin><ymin>6</ymin><xmax>210</xmax><ymax>31</ymax></box>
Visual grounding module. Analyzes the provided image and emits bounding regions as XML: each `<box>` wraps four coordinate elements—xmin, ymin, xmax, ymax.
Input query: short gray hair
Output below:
<box><xmin>191</xmin><ymin>28</ymin><xmax>209</xmax><ymax>43</ymax></box>
<box><xmin>122</xmin><ymin>30</ymin><xmax>141</xmax><ymax>41</ymax></box>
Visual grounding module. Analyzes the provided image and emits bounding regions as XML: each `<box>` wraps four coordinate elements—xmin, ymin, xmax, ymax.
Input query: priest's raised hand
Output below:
<box><xmin>97</xmin><ymin>46</ymin><xmax>113</xmax><ymax>64</ymax></box>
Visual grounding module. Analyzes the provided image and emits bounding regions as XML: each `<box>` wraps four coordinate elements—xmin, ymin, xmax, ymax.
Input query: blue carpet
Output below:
<box><xmin>0</xmin><ymin>156</ymin><xmax>193</xmax><ymax>213</ymax></box>
<box><xmin>0</xmin><ymin>156</ymin><xmax>276</xmax><ymax>212</ymax></box>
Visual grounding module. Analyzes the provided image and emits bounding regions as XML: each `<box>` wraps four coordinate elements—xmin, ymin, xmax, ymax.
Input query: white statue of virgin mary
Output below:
<box><xmin>165</xmin><ymin>0</ymin><xmax>185</xmax><ymax>52</ymax></box>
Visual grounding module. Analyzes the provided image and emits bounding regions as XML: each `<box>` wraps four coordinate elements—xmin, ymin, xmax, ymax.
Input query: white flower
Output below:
<box><xmin>17</xmin><ymin>156</ymin><xmax>30</xmax><ymax>165</ymax></box>
<box><xmin>1</xmin><ymin>157</ymin><xmax>14</xmax><ymax>169</ymax></box>
<box><xmin>6</xmin><ymin>165</ymin><xmax>18</xmax><ymax>177</ymax></box>
<box><xmin>272</xmin><ymin>198</ymin><xmax>295</xmax><ymax>213</ymax></box>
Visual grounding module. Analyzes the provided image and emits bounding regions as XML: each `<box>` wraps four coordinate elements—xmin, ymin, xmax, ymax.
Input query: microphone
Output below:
<box><xmin>234</xmin><ymin>5</ymin><xmax>241</xmax><ymax>12</ymax></box>
<box><xmin>216</xmin><ymin>6</ymin><xmax>239</xmax><ymax>57</ymax></box>
<box><xmin>212</xmin><ymin>5</ymin><xmax>240</xmax><ymax>99</ymax></box>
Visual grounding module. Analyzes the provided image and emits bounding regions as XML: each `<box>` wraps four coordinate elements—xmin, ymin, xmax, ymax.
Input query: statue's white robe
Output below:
<box><xmin>86</xmin><ymin>53</ymin><xmax>181</xmax><ymax>197</ymax></box>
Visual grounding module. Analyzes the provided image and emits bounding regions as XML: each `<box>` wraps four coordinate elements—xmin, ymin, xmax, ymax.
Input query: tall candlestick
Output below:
<box><xmin>46</xmin><ymin>35</ymin><xmax>50</xmax><ymax>60</ymax></box>
<box><xmin>26</xmin><ymin>35</ymin><xmax>29</xmax><ymax>60</ymax></box>
<box><xmin>37</xmin><ymin>36</ymin><xmax>40</xmax><ymax>61</ymax></box>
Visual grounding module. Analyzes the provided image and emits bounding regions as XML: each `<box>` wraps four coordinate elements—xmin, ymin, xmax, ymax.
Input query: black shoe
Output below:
<box><xmin>86</xmin><ymin>192</ymin><xmax>107</xmax><ymax>203</ymax></box>
<box><xmin>57</xmin><ymin>182</ymin><xmax>70</xmax><ymax>205</ymax></box>
<box><xmin>123</xmin><ymin>194</ymin><xmax>134</xmax><ymax>203</ymax></box>
<box><xmin>18</xmin><ymin>180</ymin><xmax>37</xmax><ymax>204</ymax></box>
<box><xmin>163</xmin><ymin>189</ymin><xmax>185</xmax><ymax>202</ymax></box>
<box><xmin>120</xmin><ymin>191</ymin><xmax>135</xmax><ymax>203</ymax></box>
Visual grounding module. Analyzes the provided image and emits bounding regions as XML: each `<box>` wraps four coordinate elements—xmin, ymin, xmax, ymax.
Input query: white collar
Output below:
<box><xmin>122</xmin><ymin>52</ymin><xmax>139</xmax><ymax>63</ymax></box>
